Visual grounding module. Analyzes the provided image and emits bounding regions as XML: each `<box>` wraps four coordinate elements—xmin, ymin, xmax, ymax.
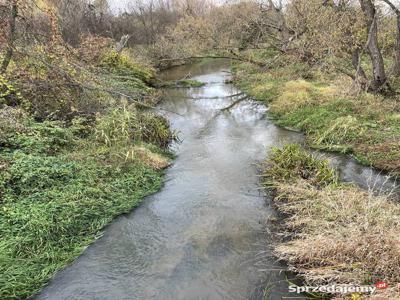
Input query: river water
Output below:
<box><xmin>34</xmin><ymin>59</ymin><xmax>397</xmax><ymax>300</ymax></box>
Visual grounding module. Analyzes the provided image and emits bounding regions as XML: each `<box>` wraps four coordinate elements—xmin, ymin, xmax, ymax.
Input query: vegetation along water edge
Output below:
<box><xmin>263</xmin><ymin>144</ymin><xmax>400</xmax><ymax>299</ymax></box>
<box><xmin>0</xmin><ymin>33</ymin><xmax>175</xmax><ymax>300</ymax></box>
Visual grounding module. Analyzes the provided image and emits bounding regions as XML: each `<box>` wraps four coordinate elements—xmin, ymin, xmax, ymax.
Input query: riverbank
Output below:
<box><xmin>0</xmin><ymin>48</ymin><xmax>174</xmax><ymax>299</ymax></box>
<box><xmin>232</xmin><ymin>50</ymin><xmax>400</xmax><ymax>176</ymax></box>
<box><xmin>231</xmin><ymin>50</ymin><xmax>400</xmax><ymax>298</ymax></box>
<box><xmin>263</xmin><ymin>144</ymin><xmax>400</xmax><ymax>299</ymax></box>
<box><xmin>31</xmin><ymin>58</ymin><xmax>299</xmax><ymax>300</ymax></box>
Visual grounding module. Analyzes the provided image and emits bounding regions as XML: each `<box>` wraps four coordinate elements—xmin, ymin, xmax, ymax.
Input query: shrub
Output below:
<box><xmin>10</xmin><ymin>46</ymin><xmax>91</xmax><ymax>120</ymax></box>
<box><xmin>77</xmin><ymin>35</ymin><xmax>114</xmax><ymax>64</ymax></box>
<box><xmin>99</xmin><ymin>50</ymin><xmax>154</xmax><ymax>83</ymax></box>
<box><xmin>136</xmin><ymin>112</ymin><xmax>175</xmax><ymax>148</ymax></box>
<box><xmin>0</xmin><ymin>75</ymin><xmax>22</xmax><ymax>107</ymax></box>
<box><xmin>95</xmin><ymin>105</ymin><xmax>174</xmax><ymax>148</ymax></box>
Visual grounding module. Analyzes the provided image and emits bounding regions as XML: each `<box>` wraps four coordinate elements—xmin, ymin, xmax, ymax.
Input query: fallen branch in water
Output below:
<box><xmin>158</xmin><ymin>55</ymin><xmax>266</xmax><ymax>67</ymax></box>
<box><xmin>155</xmin><ymin>79</ymin><xmax>205</xmax><ymax>88</ymax></box>
<box><xmin>225</xmin><ymin>92</ymin><xmax>245</xmax><ymax>98</ymax></box>
<box><xmin>70</xmin><ymin>83</ymin><xmax>184</xmax><ymax>117</ymax></box>
<box><xmin>185</xmin><ymin>92</ymin><xmax>245</xmax><ymax>100</ymax></box>
<box><xmin>220</xmin><ymin>95</ymin><xmax>249</xmax><ymax>111</ymax></box>
<box><xmin>196</xmin><ymin>95</ymin><xmax>249</xmax><ymax>136</ymax></box>
<box><xmin>160</xmin><ymin>92</ymin><xmax>244</xmax><ymax>101</ymax></box>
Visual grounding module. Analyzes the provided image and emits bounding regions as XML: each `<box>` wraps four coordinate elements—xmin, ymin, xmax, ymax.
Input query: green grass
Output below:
<box><xmin>0</xmin><ymin>155</ymin><xmax>162</xmax><ymax>299</ymax></box>
<box><xmin>0</xmin><ymin>108</ymin><xmax>169</xmax><ymax>299</ymax></box>
<box><xmin>233</xmin><ymin>49</ymin><xmax>400</xmax><ymax>175</ymax></box>
<box><xmin>99</xmin><ymin>50</ymin><xmax>155</xmax><ymax>84</ymax></box>
<box><xmin>0</xmin><ymin>46</ymin><xmax>175</xmax><ymax>299</ymax></box>
<box><xmin>263</xmin><ymin>144</ymin><xmax>338</xmax><ymax>187</ymax></box>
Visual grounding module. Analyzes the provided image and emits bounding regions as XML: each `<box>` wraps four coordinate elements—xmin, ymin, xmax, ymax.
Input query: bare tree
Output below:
<box><xmin>1</xmin><ymin>0</ymin><xmax>18</xmax><ymax>73</ymax></box>
<box><xmin>359</xmin><ymin>0</ymin><xmax>387</xmax><ymax>91</ymax></box>
<box><xmin>115</xmin><ymin>34</ymin><xmax>131</xmax><ymax>53</ymax></box>
<box><xmin>381</xmin><ymin>0</ymin><xmax>400</xmax><ymax>76</ymax></box>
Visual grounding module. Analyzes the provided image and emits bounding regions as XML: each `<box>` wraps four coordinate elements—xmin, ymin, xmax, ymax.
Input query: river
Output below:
<box><xmin>34</xmin><ymin>59</ymin><xmax>397</xmax><ymax>300</ymax></box>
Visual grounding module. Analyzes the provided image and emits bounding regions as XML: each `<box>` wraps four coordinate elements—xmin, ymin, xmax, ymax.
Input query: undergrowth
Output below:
<box><xmin>0</xmin><ymin>42</ymin><xmax>174</xmax><ymax>300</ymax></box>
<box><xmin>0</xmin><ymin>105</ymin><xmax>173</xmax><ymax>300</ymax></box>
<box><xmin>99</xmin><ymin>50</ymin><xmax>155</xmax><ymax>84</ymax></box>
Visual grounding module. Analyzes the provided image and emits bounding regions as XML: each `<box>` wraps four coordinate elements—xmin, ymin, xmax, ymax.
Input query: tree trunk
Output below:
<box><xmin>115</xmin><ymin>34</ymin><xmax>131</xmax><ymax>53</ymax></box>
<box><xmin>359</xmin><ymin>0</ymin><xmax>387</xmax><ymax>91</ymax></box>
<box><xmin>382</xmin><ymin>0</ymin><xmax>400</xmax><ymax>76</ymax></box>
<box><xmin>322</xmin><ymin>0</ymin><xmax>334</xmax><ymax>7</ymax></box>
<box><xmin>352</xmin><ymin>48</ymin><xmax>367</xmax><ymax>83</ymax></box>
<box><xmin>394</xmin><ymin>14</ymin><xmax>400</xmax><ymax>76</ymax></box>
<box><xmin>1</xmin><ymin>0</ymin><xmax>18</xmax><ymax>74</ymax></box>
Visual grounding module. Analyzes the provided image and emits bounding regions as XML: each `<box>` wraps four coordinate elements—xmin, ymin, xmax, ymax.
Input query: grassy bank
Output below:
<box><xmin>233</xmin><ymin>50</ymin><xmax>400</xmax><ymax>176</ymax></box>
<box><xmin>263</xmin><ymin>144</ymin><xmax>400</xmax><ymax>299</ymax></box>
<box><xmin>0</xmin><ymin>43</ymin><xmax>174</xmax><ymax>299</ymax></box>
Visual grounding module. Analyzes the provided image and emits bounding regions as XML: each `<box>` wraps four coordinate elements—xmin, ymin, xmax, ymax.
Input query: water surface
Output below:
<box><xmin>34</xmin><ymin>59</ymin><xmax>397</xmax><ymax>300</ymax></box>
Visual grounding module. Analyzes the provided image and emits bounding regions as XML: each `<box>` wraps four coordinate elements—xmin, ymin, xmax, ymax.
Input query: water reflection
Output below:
<box><xmin>34</xmin><ymin>59</ymin><xmax>396</xmax><ymax>300</ymax></box>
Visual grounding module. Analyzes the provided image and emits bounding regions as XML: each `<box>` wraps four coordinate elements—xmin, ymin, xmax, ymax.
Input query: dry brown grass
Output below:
<box><xmin>131</xmin><ymin>146</ymin><xmax>171</xmax><ymax>170</ymax></box>
<box><xmin>274</xmin><ymin>181</ymin><xmax>400</xmax><ymax>285</ymax></box>
<box><xmin>269</xmin><ymin>79</ymin><xmax>337</xmax><ymax>115</ymax></box>
<box><xmin>333</xmin><ymin>286</ymin><xmax>400</xmax><ymax>299</ymax></box>
<box><xmin>0</xmin><ymin>107</ymin><xmax>28</xmax><ymax>138</ymax></box>
<box><xmin>269</xmin><ymin>80</ymin><xmax>314</xmax><ymax>115</ymax></box>
<box><xmin>264</xmin><ymin>145</ymin><xmax>400</xmax><ymax>299</ymax></box>
<box><xmin>356</xmin><ymin>140</ymin><xmax>400</xmax><ymax>174</ymax></box>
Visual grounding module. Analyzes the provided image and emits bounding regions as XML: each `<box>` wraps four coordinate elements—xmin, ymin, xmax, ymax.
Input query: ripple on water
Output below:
<box><xmin>34</xmin><ymin>59</ymin><xmax>391</xmax><ymax>300</ymax></box>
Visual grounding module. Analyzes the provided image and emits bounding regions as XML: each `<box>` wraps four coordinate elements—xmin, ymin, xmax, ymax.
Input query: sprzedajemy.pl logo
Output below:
<box><xmin>289</xmin><ymin>281</ymin><xmax>389</xmax><ymax>295</ymax></box>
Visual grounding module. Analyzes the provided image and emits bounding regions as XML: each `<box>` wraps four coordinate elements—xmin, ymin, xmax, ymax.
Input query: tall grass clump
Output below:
<box><xmin>99</xmin><ymin>50</ymin><xmax>154</xmax><ymax>83</ymax></box>
<box><xmin>263</xmin><ymin>144</ymin><xmax>400</xmax><ymax>298</ymax></box>
<box><xmin>95</xmin><ymin>103</ymin><xmax>175</xmax><ymax>149</ymax></box>
<box><xmin>263</xmin><ymin>144</ymin><xmax>338</xmax><ymax>187</ymax></box>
